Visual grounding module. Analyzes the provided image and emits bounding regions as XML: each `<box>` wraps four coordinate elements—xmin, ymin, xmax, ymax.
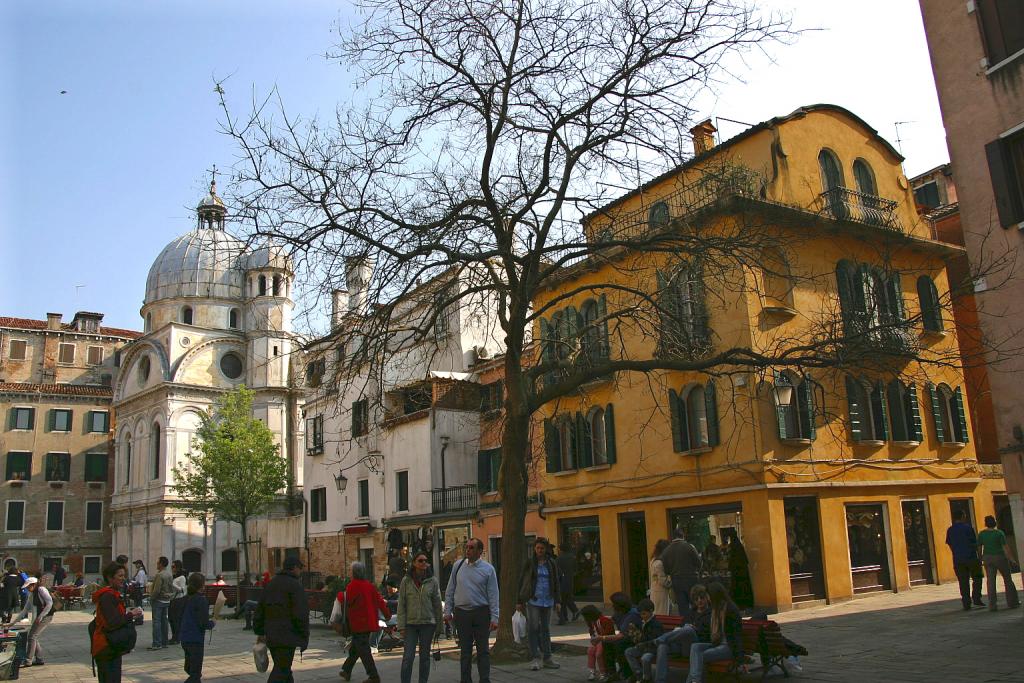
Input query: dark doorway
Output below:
<box><xmin>784</xmin><ymin>497</ymin><xmax>825</xmax><ymax>601</ymax></box>
<box><xmin>618</xmin><ymin>513</ymin><xmax>649</xmax><ymax>604</ymax></box>
<box><xmin>949</xmin><ymin>498</ymin><xmax>975</xmax><ymax>528</ymax></box>
<box><xmin>182</xmin><ymin>548</ymin><xmax>203</xmax><ymax>574</ymax></box>
<box><xmin>845</xmin><ymin>504</ymin><xmax>891</xmax><ymax>593</ymax></box>
<box><xmin>559</xmin><ymin>517</ymin><xmax>603</xmax><ymax>602</ymax></box>
<box><xmin>901</xmin><ymin>500</ymin><xmax>933</xmax><ymax>585</ymax></box>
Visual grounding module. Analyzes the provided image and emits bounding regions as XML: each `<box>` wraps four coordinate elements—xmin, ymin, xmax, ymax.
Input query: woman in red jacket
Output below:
<box><xmin>339</xmin><ymin>561</ymin><xmax>391</xmax><ymax>683</ymax></box>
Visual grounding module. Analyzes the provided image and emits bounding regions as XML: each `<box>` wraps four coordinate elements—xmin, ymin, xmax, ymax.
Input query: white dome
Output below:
<box><xmin>145</xmin><ymin>229</ymin><xmax>247</xmax><ymax>304</ymax></box>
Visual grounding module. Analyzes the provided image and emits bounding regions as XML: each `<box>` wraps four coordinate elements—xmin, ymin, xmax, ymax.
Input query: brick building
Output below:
<box><xmin>0</xmin><ymin>312</ymin><xmax>140</xmax><ymax>579</ymax></box>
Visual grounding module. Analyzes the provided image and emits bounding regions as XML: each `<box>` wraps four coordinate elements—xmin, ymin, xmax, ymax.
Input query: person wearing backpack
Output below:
<box><xmin>4</xmin><ymin>577</ymin><xmax>53</xmax><ymax>667</ymax></box>
<box><xmin>91</xmin><ymin>562</ymin><xmax>144</xmax><ymax>683</ymax></box>
<box><xmin>253</xmin><ymin>557</ymin><xmax>309</xmax><ymax>683</ymax></box>
<box><xmin>179</xmin><ymin>572</ymin><xmax>215</xmax><ymax>683</ymax></box>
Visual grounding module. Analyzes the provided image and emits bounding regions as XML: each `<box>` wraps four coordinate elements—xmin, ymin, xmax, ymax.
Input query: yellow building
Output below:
<box><xmin>534</xmin><ymin>105</ymin><xmax>1006</xmax><ymax>611</ymax></box>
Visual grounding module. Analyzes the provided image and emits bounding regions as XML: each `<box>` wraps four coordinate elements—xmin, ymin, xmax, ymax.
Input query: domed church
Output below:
<box><xmin>110</xmin><ymin>179</ymin><xmax>305</xmax><ymax>577</ymax></box>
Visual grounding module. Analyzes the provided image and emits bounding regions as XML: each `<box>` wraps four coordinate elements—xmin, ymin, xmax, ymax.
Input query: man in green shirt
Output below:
<box><xmin>977</xmin><ymin>515</ymin><xmax>1019</xmax><ymax>610</ymax></box>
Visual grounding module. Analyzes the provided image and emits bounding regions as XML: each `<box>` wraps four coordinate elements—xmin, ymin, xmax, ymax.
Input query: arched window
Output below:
<box><xmin>221</xmin><ymin>549</ymin><xmax>239</xmax><ymax>573</ymax></box>
<box><xmin>845</xmin><ymin>376</ymin><xmax>888</xmax><ymax>442</ymax></box>
<box><xmin>182</xmin><ymin>549</ymin><xmax>202</xmax><ymax>574</ymax></box>
<box><xmin>557</xmin><ymin>416</ymin><xmax>577</xmax><ymax>471</ymax></box>
<box><xmin>546</xmin><ymin>405</ymin><xmax>617</xmax><ymax>473</ymax></box>
<box><xmin>930</xmin><ymin>383</ymin><xmax>968</xmax><ymax>445</ymax></box>
<box><xmin>588</xmin><ymin>407</ymin><xmax>607</xmax><ymax>466</ymax></box>
<box><xmin>273</xmin><ymin>275</ymin><xmax>281</xmax><ymax>296</ymax></box>
<box><xmin>123</xmin><ymin>438</ymin><xmax>132</xmax><ymax>487</ymax></box>
<box><xmin>818</xmin><ymin>149</ymin><xmax>847</xmax><ymax>219</ymax></box>
<box><xmin>258</xmin><ymin>275</ymin><xmax>267</xmax><ymax>296</ymax></box>
<box><xmin>182</xmin><ymin>306</ymin><xmax>193</xmax><ymax>325</ymax></box>
<box><xmin>580</xmin><ymin>297</ymin><xmax>609</xmax><ymax>365</ymax></box>
<box><xmin>886</xmin><ymin>380</ymin><xmax>923</xmax><ymax>443</ymax></box>
<box><xmin>917</xmin><ymin>276</ymin><xmax>943</xmax><ymax>332</ymax></box>
<box><xmin>145</xmin><ymin>313</ymin><xmax>152</xmax><ymax>333</ymax></box>
<box><xmin>853</xmin><ymin>159</ymin><xmax>878</xmax><ymax>196</ymax></box>
<box><xmin>774</xmin><ymin>371</ymin><xmax>816</xmax><ymax>441</ymax></box>
<box><xmin>229</xmin><ymin>308</ymin><xmax>240</xmax><ymax>329</ymax></box>
<box><xmin>836</xmin><ymin>261</ymin><xmax>905</xmax><ymax>340</ymax></box>
<box><xmin>669</xmin><ymin>381</ymin><xmax>719</xmax><ymax>452</ymax></box>
<box><xmin>657</xmin><ymin>262</ymin><xmax>709</xmax><ymax>357</ymax></box>
<box><xmin>150</xmin><ymin>423</ymin><xmax>161</xmax><ymax>480</ymax></box>
<box><xmin>648</xmin><ymin>201</ymin><xmax>670</xmax><ymax>231</ymax></box>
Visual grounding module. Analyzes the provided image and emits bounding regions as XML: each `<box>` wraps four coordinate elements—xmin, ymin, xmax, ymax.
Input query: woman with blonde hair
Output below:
<box><xmin>683</xmin><ymin>582</ymin><xmax>742</xmax><ymax>683</ymax></box>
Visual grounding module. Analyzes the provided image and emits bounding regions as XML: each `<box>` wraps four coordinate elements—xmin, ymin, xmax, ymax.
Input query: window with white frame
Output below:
<box><xmin>51</xmin><ymin>408</ymin><xmax>72</xmax><ymax>432</ymax></box>
<box><xmin>46</xmin><ymin>501</ymin><xmax>64</xmax><ymax>531</ymax></box>
<box><xmin>58</xmin><ymin>343</ymin><xmax>76</xmax><ymax>364</ymax></box>
<box><xmin>5</xmin><ymin>452</ymin><xmax>31</xmax><ymax>481</ymax></box>
<box><xmin>5</xmin><ymin>501</ymin><xmax>25</xmax><ymax>532</ymax></box>
<box><xmin>86</xmin><ymin>501</ymin><xmax>103</xmax><ymax>531</ymax></box>
<box><xmin>88</xmin><ymin>411</ymin><xmax>109</xmax><ymax>433</ymax></box>
<box><xmin>357</xmin><ymin>479</ymin><xmax>370</xmax><ymax>518</ymax></box>
<box><xmin>310</xmin><ymin>487</ymin><xmax>327</xmax><ymax>522</ymax></box>
<box><xmin>8</xmin><ymin>339</ymin><xmax>26</xmax><ymax>361</ymax></box>
<box><xmin>11</xmin><ymin>407</ymin><xmax>35</xmax><ymax>430</ymax></box>
<box><xmin>396</xmin><ymin>471</ymin><xmax>409</xmax><ymax>512</ymax></box>
<box><xmin>306</xmin><ymin>415</ymin><xmax>324</xmax><ymax>455</ymax></box>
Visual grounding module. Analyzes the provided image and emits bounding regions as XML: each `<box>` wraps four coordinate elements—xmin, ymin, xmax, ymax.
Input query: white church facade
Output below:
<box><xmin>109</xmin><ymin>180</ymin><xmax>305</xmax><ymax>578</ymax></box>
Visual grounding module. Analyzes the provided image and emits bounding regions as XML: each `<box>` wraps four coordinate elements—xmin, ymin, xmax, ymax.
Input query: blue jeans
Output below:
<box><xmin>152</xmin><ymin>600</ymin><xmax>170</xmax><ymax>648</ymax></box>
<box><xmin>685</xmin><ymin>642</ymin><xmax>732</xmax><ymax>683</ymax></box>
<box><xmin>401</xmin><ymin>623</ymin><xmax>435</xmax><ymax>683</ymax></box>
<box><xmin>654</xmin><ymin>625</ymin><xmax>697</xmax><ymax>683</ymax></box>
<box><xmin>526</xmin><ymin>603</ymin><xmax>553</xmax><ymax>660</ymax></box>
<box><xmin>625</xmin><ymin>646</ymin><xmax>655</xmax><ymax>681</ymax></box>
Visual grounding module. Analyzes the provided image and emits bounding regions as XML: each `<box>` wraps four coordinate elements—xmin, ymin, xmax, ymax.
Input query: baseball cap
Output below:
<box><xmin>24</xmin><ymin>577</ymin><xmax>38</xmax><ymax>587</ymax></box>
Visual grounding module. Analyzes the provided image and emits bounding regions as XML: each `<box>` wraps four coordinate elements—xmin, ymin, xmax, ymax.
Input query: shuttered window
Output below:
<box><xmin>985</xmin><ymin>131</ymin><xmax>1024</xmax><ymax>228</ymax></box>
<box><xmin>917</xmin><ymin>276</ymin><xmax>944</xmax><ymax>332</ymax></box>
<box><xmin>669</xmin><ymin>382</ymin><xmax>719</xmax><ymax>452</ymax></box>
<box><xmin>545</xmin><ymin>404</ymin><xmax>617</xmax><ymax>472</ymax></box>
<box><xmin>478</xmin><ymin>447</ymin><xmax>501</xmax><ymax>492</ymax></box>
<box><xmin>774</xmin><ymin>371</ymin><xmax>816</xmax><ymax>441</ymax></box>
<box><xmin>976</xmin><ymin>0</ymin><xmax>1024</xmax><ymax>65</ymax></box>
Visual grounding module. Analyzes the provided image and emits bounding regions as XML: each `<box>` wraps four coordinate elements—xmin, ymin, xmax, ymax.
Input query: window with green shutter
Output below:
<box><xmin>88</xmin><ymin>411</ymin><xmax>110</xmax><ymax>433</ymax></box>
<box><xmin>85</xmin><ymin>452</ymin><xmax>109</xmax><ymax>482</ymax></box>
<box><xmin>5</xmin><ymin>452</ymin><xmax>31</xmax><ymax>481</ymax></box>
<box><xmin>668</xmin><ymin>383</ymin><xmax>719</xmax><ymax>452</ymax></box>
<box><xmin>51</xmin><ymin>409</ymin><xmax>72</xmax><ymax>432</ymax></box>
<box><xmin>45</xmin><ymin>452</ymin><xmax>70</xmax><ymax>482</ymax></box>
<box><xmin>477</xmin><ymin>448</ymin><xmax>501</xmax><ymax>492</ymax></box>
<box><xmin>10</xmin><ymin>407</ymin><xmax>34</xmax><ymax>431</ymax></box>
<box><xmin>916</xmin><ymin>276</ymin><xmax>943</xmax><ymax>332</ymax></box>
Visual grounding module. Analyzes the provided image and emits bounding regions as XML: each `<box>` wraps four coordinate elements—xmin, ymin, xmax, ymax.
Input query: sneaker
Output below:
<box><xmin>147</xmin><ymin>646</ymin><xmax>162</xmax><ymax>651</ymax></box>
<box><xmin>370</xmin><ymin>646</ymin><xmax>379</xmax><ymax>655</ymax></box>
<box><xmin>542</xmin><ymin>658</ymin><xmax>560</xmax><ymax>669</ymax></box>
<box><xmin>531</xmin><ymin>659</ymin><xmax>541</xmax><ymax>671</ymax></box>
<box><xmin>339</xmin><ymin>671</ymin><xmax>352</xmax><ymax>681</ymax></box>
<box><xmin>588</xmin><ymin>670</ymin><xmax>598</xmax><ymax>681</ymax></box>
<box><xmin>32</xmin><ymin>660</ymin><xmax>44</xmax><ymax>666</ymax></box>
<box><xmin>786</xmin><ymin>657</ymin><xmax>803</xmax><ymax>673</ymax></box>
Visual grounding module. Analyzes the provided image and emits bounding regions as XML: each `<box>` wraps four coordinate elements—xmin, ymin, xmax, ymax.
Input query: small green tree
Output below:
<box><xmin>172</xmin><ymin>386</ymin><xmax>289</xmax><ymax>577</ymax></box>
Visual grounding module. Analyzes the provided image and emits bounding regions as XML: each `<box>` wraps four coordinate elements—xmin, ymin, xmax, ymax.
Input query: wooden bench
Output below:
<box><xmin>656</xmin><ymin>614</ymin><xmax>794</xmax><ymax>680</ymax></box>
<box><xmin>202</xmin><ymin>585</ymin><xmax>239</xmax><ymax>609</ymax></box>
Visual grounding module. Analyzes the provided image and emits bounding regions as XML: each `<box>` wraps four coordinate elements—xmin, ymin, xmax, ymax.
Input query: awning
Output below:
<box><xmin>429</xmin><ymin>370</ymin><xmax>477</xmax><ymax>382</ymax></box>
<box><xmin>343</xmin><ymin>524</ymin><xmax>373</xmax><ymax>535</ymax></box>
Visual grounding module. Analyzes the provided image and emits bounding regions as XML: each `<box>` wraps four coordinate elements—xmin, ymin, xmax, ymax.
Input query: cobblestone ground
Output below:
<box><xmin>9</xmin><ymin>580</ymin><xmax>1023</xmax><ymax>683</ymax></box>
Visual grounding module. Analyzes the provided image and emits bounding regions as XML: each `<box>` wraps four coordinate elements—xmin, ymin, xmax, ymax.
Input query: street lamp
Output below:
<box><xmin>334</xmin><ymin>470</ymin><xmax>348</xmax><ymax>492</ymax></box>
<box><xmin>772</xmin><ymin>382</ymin><xmax>794</xmax><ymax>407</ymax></box>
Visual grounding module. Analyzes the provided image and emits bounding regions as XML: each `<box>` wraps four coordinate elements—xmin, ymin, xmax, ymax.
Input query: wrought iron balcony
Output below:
<box><xmin>817</xmin><ymin>187</ymin><xmax>902</xmax><ymax>231</ymax></box>
<box><xmin>430</xmin><ymin>484</ymin><xmax>478</xmax><ymax>514</ymax></box>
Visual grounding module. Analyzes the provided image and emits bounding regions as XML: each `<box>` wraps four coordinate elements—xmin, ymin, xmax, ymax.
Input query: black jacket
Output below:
<box><xmin>253</xmin><ymin>571</ymin><xmax>310</xmax><ymax>650</ymax></box>
<box><xmin>711</xmin><ymin>603</ymin><xmax>744</xmax><ymax>659</ymax></box>
<box><xmin>518</xmin><ymin>555</ymin><xmax>561</xmax><ymax>605</ymax></box>
<box><xmin>555</xmin><ymin>552</ymin><xmax>576</xmax><ymax>593</ymax></box>
<box><xmin>660</xmin><ymin>539</ymin><xmax>702</xmax><ymax>582</ymax></box>
<box><xmin>631</xmin><ymin>616</ymin><xmax>665</xmax><ymax>654</ymax></box>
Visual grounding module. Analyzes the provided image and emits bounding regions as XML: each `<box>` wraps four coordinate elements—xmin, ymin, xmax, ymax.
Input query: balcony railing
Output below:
<box><xmin>817</xmin><ymin>187</ymin><xmax>902</xmax><ymax>231</ymax></box>
<box><xmin>430</xmin><ymin>484</ymin><xmax>478</xmax><ymax>514</ymax></box>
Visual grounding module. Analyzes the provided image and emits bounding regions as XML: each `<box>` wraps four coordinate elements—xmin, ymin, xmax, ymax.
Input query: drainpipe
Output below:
<box><xmin>439</xmin><ymin>435</ymin><xmax>450</xmax><ymax>511</ymax></box>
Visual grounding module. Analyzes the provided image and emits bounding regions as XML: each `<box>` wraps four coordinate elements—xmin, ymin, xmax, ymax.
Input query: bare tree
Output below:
<box><xmin>216</xmin><ymin>0</ymin><xmax>1014</xmax><ymax>653</ymax></box>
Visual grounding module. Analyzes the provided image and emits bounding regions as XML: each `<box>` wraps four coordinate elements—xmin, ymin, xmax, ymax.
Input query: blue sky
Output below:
<box><xmin>0</xmin><ymin>1</ymin><xmax>947</xmax><ymax>333</ymax></box>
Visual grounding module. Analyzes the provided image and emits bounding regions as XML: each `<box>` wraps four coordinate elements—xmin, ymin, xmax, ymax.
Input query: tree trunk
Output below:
<box><xmin>491</xmin><ymin>368</ymin><xmax>532</xmax><ymax>659</ymax></box>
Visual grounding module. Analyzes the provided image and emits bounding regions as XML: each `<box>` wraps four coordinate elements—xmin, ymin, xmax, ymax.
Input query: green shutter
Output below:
<box><xmin>800</xmin><ymin>375</ymin><xmax>817</xmax><ymax>441</ymax></box>
<box><xmin>668</xmin><ymin>389</ymin><xmax>684</xmax><ymax>452</ymax></box>
<box><xmin>774</xmin><ymin>370</ymin><xmax>790</xmax><ymax>440</ymax></box>
<box><xmin>886</xmin><ymin>272</ymin><xmax>906</xmax><ymax>324</ymax></box>
<box><xmin>927</xmin><ymin>383</ymin><xmax>944</xmax><ymax>443</ymax></box>
<box><xmin>597</xmin><ymin>294</ymin><xmax>610</xmax><ymax>359</ymax></box>
<box><xmin>876</xmin><ymin>382</ymin><xmax>890</xmax><ymax>441</ymax></box>
<box><xmin>836</xmin><ymin>261</ymin><xmax>855</xmax><ymax>336</ymax></box>
<box><xmin>544</xmin><ymin>418</ymin><xmax>560</xmax><ymax>473</ymax></box>
<box><xmin>845</xmin><ymin>376</ymin><xmax>864</xmax><ymax>443</ymax></box>
<box><xmin>478</xmin><ymin>450</ymin><xmax>492</xmax><ymax>491</ymax></box>
<box><xmin>954</xmin><ymin>386</ymin><xmax>969</xmax><ymax>443</ymax></box>
<box><xmin>908</xmin><ymin>384</ymin><xmax>923</xmax><ymax>442</ymax></box>
<box><xmin>691</xmin><ymin>264</ymin><xmax>711</xmax><ymax>348</ymax></box>
<box><xmin>704</xmin><ymin>380</ymin><xmax>720</xmax><ymax>447</ymax></box>
<box><xmin>578</xmin><ymin>412</ymin><xmax>593</xmax><ymax>468</ymax></box>
<box><xmin>656</xmin><ymin>270</ymin><xmax>669</xmax><ymax>354</ymax></box>
<box><xmin>604</xmin><ymin>404</ymin><xmax>617</xmax><ymax>465</ymax></box>
<box><xmin>48</xmin><ymin>409</ymin><xmax>56</xmax><ymax>432</ymax></box>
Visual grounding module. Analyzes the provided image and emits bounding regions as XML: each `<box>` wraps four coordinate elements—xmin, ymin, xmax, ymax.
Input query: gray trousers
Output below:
<box><xmin>982</xmin><ymin>554</ymin><xmax>1020</xmax><ymax>608</ymax></box>
<box><xmin>26</xmin><ymin>614</ymin><xmax>52</xmax><ymax>662</ymax></box>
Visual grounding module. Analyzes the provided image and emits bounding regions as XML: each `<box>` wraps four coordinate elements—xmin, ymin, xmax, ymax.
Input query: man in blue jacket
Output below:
<box><xmin>946</xmin><ymin>509</ymin><xmax>984</xmax><ymax>609</ymax></box>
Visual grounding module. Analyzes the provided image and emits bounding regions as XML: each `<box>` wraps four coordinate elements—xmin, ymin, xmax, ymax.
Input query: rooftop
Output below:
<box><xmin>0</xmin><ymin>382</ymin><xmax>114</xmax><ymax>397</ymax></box>
<box><xmin>0</xmin><ymin>316</ymin><xmax>142</xmax><ymax>339</ymax></box>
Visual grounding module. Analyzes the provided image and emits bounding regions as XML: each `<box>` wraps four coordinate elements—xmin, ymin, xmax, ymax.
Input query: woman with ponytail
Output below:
<box><xmin>683</xmin><ymin>582</ymin><xmax>742</xmax><ymax>683</ymax></box>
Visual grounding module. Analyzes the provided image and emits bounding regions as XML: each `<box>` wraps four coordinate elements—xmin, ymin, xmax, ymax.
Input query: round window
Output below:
<box><xmin>138</xmin><ymin>355</ymin><xmax>151</xmax><ymax>385</ymax></box>
<box><xmin>220</xmin><ymin>352</ymin><xmax>244</xmax><ymax>380</ymax></box>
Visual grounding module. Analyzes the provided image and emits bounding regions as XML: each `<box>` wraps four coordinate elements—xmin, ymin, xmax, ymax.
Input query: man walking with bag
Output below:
<box><xmin>444</xmin><ymin>539</ymin><xmax>499</xmax><ymax>683</ymax></box>
<box><xmin>254</xmin><ymin>558</ymin><xmax>310</xmax><ymax>683</ymax></box>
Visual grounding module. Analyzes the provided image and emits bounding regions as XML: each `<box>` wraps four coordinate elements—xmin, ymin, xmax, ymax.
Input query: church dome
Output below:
<box><xmin>144</xmin><ymin>228</ymin><xmax>247</xmax><ymax>304</ymax></box>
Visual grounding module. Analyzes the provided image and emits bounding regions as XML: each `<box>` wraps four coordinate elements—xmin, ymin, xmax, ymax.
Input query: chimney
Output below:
<box><xmin>344</xmin><ymin>256</ymin><xmax>375</xmax><ymax>314</ymax></box>
<box><xmin>46</xmin><ymin>313</ymin><xmax>62</xmax><ymax>331</ymax></box>
<box><xmin>331</xmin><ymin>289</ymin><xmax>349</xmax><ymax>327</ymax></box>
<box><xmin>690</xmin><ymin>119</ymin><xmax>718</xmax><ymax>156</ymax></box>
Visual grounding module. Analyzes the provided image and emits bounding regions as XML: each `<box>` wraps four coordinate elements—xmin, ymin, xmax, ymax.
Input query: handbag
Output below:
<box><xmin>105</xmin><ymin>621</ymin><xmax>138</xmax><ymax>655</ymax></box>
<box><xmin>329</xmin><ymin>596</ymin><xmax>351</xmax><ymax>638</ymax></box>
<box><xmin>252</xmin><ymin>641</ymin><xmax>269</xmax><ymax>673</ymax></box>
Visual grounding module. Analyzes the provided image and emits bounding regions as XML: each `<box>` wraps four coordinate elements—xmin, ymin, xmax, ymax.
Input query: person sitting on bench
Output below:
<box><xmin>684</xmin><ymin>582</ymin><xmax>741</xmax><ymax>683</ymax></box>
<box><xmin>652</xmin><ymin>584</ymin><xmax>711</xmax><ymax>683</ymax></box>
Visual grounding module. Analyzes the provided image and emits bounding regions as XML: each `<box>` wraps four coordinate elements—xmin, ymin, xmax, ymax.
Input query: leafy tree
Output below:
<box><xmin>172</xmin><ymin>386</ymin><xmax>289</xmax><ymax>577</ymax></box>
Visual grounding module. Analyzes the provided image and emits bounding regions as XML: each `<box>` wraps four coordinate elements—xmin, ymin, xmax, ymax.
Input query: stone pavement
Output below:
<box><xmin>9</xmin><ymin>581</ymin><xmax>1023</xmax><ymax>682</ymax></box>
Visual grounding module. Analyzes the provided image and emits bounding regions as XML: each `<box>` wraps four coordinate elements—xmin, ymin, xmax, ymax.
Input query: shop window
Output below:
<box><xmin>845</xmin><ymin>503</ymin><xmax>892</xmax><ymax>592</ymax></box>
<box><xmin>887</xmin><ymin>381</ymin><xmax>923</xmax><ymax>443</ymax></box>
<box><xmin>668</xmin><ymin>381</ymin><xmax>719</xmax><ymax>452</ymax></box>
<box><xmin>668</xmin><ymin>503</ymin><xmax>744</xmax><ymax>581</ymax></box>
<box><xmin>784</xmin><ymin>497</ymin><xmax>825</xmax><ymax>601</ymax></box>
<box><xmin>559</xmin><ymin>517</ymin><xmax>603</xmax><ymax>602</ymax></box>
<box><xmin>5</xmin><ymin>452</ymin><xmax>31</xmax><ymax>481</ymax></box>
